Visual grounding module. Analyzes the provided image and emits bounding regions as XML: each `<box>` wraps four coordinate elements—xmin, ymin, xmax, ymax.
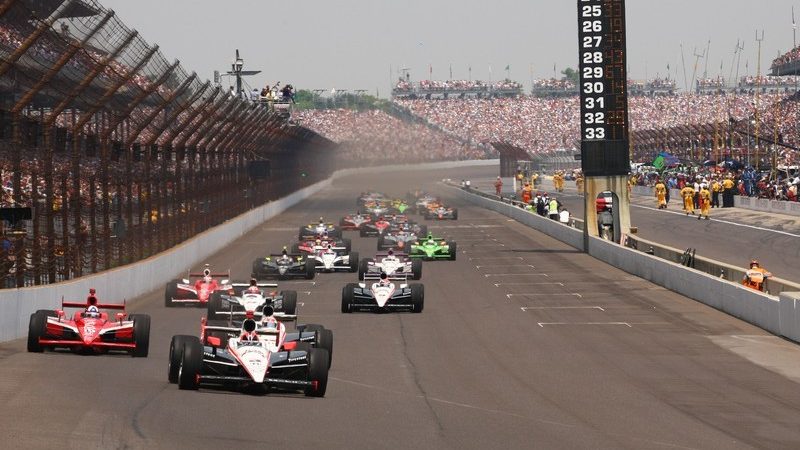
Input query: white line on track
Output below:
<box><xmin>537</xmin><ymin>321</ymin><xmax>669</xmax><ymax>327</ymax></box>
<box><xmin>522</xmin><ymin>306</ymin><xmax>605</xmax><ymax>311</ymax></box>
<box><xmin>475</xmin><ymin>264</ymin><xmax>535</xmax><ymax>269</ymax></box>
<box><xmin>484</xmin><ymin>273</ymin><xmax>549</xmax><ymax>277</ymax></box>
<box><xmin>470</xmin><ymin>257</ymin><xmax>524</xmax><ymax>261</ymax></box>
<box><xmin>494</xmin><ymin>282</ymin><xmax>563</xmax><ymax>287</ymax></box>
<box><xmin>506</xmin><ymin>293</ymin><xmax>581</xmax><ymax>298</ymax></box>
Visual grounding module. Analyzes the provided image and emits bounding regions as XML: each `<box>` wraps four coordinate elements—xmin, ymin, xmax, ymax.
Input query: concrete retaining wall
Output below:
<box><xmin>455</xmin><ymin>185</ymin><xmax>800</xmax><ymax>344</ymax></box>
<box><xmin>0</xmin><ymin>159</ymin><xmax>498</xmax><ymax>343</ymax></box>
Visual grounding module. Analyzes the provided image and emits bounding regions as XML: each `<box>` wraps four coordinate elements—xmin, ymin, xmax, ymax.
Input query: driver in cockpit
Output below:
<box><xmin>246</xmin><ymin>278</ymin><xmax>261</xmax><ymax>294</ymax></box>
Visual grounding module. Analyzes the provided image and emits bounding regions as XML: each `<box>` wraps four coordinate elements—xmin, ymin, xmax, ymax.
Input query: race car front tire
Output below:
<box><xmin>27</xmin><ymin>311</ymin><xmax>48</xmax><ymax>352</ymax></box>
<box><xmin>410</xmin><ymin>283</ymin><xmax>424</xmax><ymax>313</ymax></box>
<box><xmin>341</xmin><ymin>283</ymin><xmax>356</xmax><ymax>313</ymax></box>
<box><xmin>448</xmin><ymin>242</ymin><xmax>457</xmax><ymax>260</ymax></box>
<box><xmin>452</xmin><ymin>208</ymin><xmax>459</xmax><ymax>220</ymax></box>
<box><xmin>304</xmin><ymin>258</ymin><xmax>316</xmax><ymax>279</ymax></box>
<box><xmin>164</xmin><ymin>280</ymin><xmax>179</xmax><ymax>307</ymax></box>
<box><xmin>411</xmin><ymin>259</ymin><xmax>423</xmax><ymax>280</ymax></box>
<box><xmin>279</xmin><ymin>290</ymin><xmax>297</xmax><ymax>315</ymax></box>
<box><xmin>304</xmin><ymin>348</ymin><xmax>329</xmax><ymax>397</ymax></box>
<box><xmin>178</xmin><ymin>337</ymin><xmax>203</xmax><ymax>390</ymax></box>
<box><xmin>341</xmin><ymin>238</ymin><xmax>352</xmax><ymax>254</ymax></box>
<box><xmin>130</xmin><ymin>314</ymin><xmax>151</xmax><ymax>357</ymax></box>
<box><xmin>168</xmin><ymin>335</ymin><xmax>194</xmax><ymax>383</ymax></box>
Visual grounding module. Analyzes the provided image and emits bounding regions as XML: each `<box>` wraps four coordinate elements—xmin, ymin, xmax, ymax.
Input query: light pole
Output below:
<box><xmin>225</xmin><ymin>49</ymin><xmax>261</xmax><ymax>97</ymax></box>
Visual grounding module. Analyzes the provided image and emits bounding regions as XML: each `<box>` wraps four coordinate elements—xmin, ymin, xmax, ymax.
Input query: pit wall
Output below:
<box><xmin>0</xmin><ymin>159</ymin><xmax>497</xmax><ymax>342</ymax></box>
<box><xmin>450</xmin><ymin>185</ymin><xmax>800</xmax><ymax>344</ymax></box>
<box><xmin>631</xmin><ymin>185</ymin><xmax>800</xmax><ymax>218</ymax></box>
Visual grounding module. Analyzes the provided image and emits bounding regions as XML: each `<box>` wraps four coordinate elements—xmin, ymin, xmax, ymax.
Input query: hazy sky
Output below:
<box><xmin>101</xmin><ymin>0</ymin><xmax>799</xmax><ymax>96</ymax></box>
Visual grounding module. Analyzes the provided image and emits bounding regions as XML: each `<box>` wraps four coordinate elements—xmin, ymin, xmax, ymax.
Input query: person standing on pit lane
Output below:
<box><xmin>722</xmin><ymin>175</ymin><xmax>735</xmax><ymax>207</ymax></box>
<box><xmin>494</xmin><ymin>176</ymin><xmax>503</xmax><ymax>197</ymax></box>
<box><xmin>654</xmin><ymin>179</ymin><xmax>668</xmax><ymax>209</ymax></box>
<box><xmin>547</xmin><ymin>197</ymin><xmax>560</xmax><ymax>220</ymax></box>
<box><xmin>680</xmin><ymin>184</ymin><xmax>696</xmax><ymax>215</ymax></box>
<box><xmin>698</xmin><ymin>184</ymin><xmax>711</xmax><ymax>220</ymax></box>
<box><xmin>711</xmin><ymin>178</ymin><xmax>722</xmax><ymax>208</ymax></box>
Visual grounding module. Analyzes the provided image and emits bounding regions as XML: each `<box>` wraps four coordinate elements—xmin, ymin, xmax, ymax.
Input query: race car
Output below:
<box><xmin>201</xmin><ymin>305</ymin><xmax>334</xmax><ymax>368</ymax></box>
<box><xmin>252</xmin><ymin>250</ymin><xmax>315</xmax><ymax>280</ymax></box>
<box><xmin>363</xmin><ymin>201</ymin><xmax>391</xmax><ymax>218</ymax></box>
<box><xmin>341</xmin><ymin>272</ymin><xmax>424</xmax><ymax>313</ymax></box>
<box><xmin>164</xmin><ymin>266</ymin><xmax>232</xmax><ymax>307</ymax></box>
<box><xmin>377</xmin><ymin>228</ymin><xmax>421</xmax><ymax>251</ymax></box>
<box><xmin>292</xmin><ymin>236</ymin><xmax>352</xmax><ymax>255</ymax></box>
<box><xmin>360</xmin><ymin>216</ymin><xmax>393</xmax><ymax>237</ymax></box>
<box><xmin>299</xmin><ymin>218</ymin><xmax>342</xmax><ymax>239</ymax></box>
<box><xmin>389</xmin><ymin>199</ymin><xmax>411</xmax><ymax>214</ymax></box>
<box><xmin>207</xmin><ymin>282</ymin><xmax>297</xmax><ymax>321</ymax></box>
<box><xmin>339</xmin><ymin>212</ymin><xmax>373</xmax><ymax>231</ymax></box>
<box><xmin>388</xmin><ymin>215</ymin><xmax>428</xmax><ymax>237</ymax></box>
<box><xmin>357</xmin><ymin>191</ymin><xmax>387</xmax><ymax>208</ymax></box>
<box><xmin>310</xmin><ymin>244</ymin><xmax>359</xmax><ymax>273</ymax></box>
<box><xmin>409</xmin><ymin>235</ymin><xmax>457</xmax><ymax>260</ymax></box>
<box><xmin>423</xmin><ymin>204</ymin><xmax>458</xmax><ymax>220</ymax></box>
<box><xmin>27</xmin><ymin>292</ymin><xmax>150</xmax><ymax>357</ymax></box>
<box><xmin>168</xmin><ymin>317</ymin><xmax>329</xmax><ymax>396</ymax></box>
<box><xmin>359</xmin><ymin>250</ymin><xmax>422</xmax><ymax>280</ymax></box>
<box><xmin>413</xmin><ymin>193</ymin><xmax>439</xmax><ymax>214</ymax></box>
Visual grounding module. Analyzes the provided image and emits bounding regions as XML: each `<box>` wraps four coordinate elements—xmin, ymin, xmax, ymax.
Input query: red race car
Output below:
<box><xmin>164</xmin><ymin>266</ymin><xmax>232</xmax><ymax>307</ymax></box>
<box><xmin>27</xmin><ymin>289</ymin><xmax>150</xmax><ymax>357</ymax></box>
<box><xmin>292</xmin><ymin>237</ymin><xmax>352</xmax><ymax>255</ymax></box>
<box><xmin>339</xmin><ymin>212</ymin><xmax>373</xmax><ymax>231</ymax></box>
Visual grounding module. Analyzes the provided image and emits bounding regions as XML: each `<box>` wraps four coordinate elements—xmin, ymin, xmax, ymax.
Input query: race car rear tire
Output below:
<box><xmin>164</xmin><ymin>280</ymin><xmax>179</xmax><ymax>307</ymax></box>
<box><xmin>294</xmin><ymin>342</ymin><xmax>312</xmax><ymax>353</ymax></box>
<box><xmin>178</xmin><ymin>337</ymin><xmax>203</xmax><ymax>390</ymax></box>
<box><xmin>168</xmin><ymin>335</ymin><xmax>194</xmax><ymax>383</ymax></box>
<box><xmin>358</xmin><ymin>258</ymin><xmax>372</xmax><ymax>280</ymax></box>
<box><xmin>298</xmin><ymin>226</ymin><xmax>308</xmax><ymax>240</ymax></box>
<box><xmin>348</xmin><ymin>251</ymin><xmax>359</xmax><ymax>272</ymax></box>
<box><xmin>376</xmin><ymin>236</ymin><xmax>385</xmax><ymax>251</ymax></box>
<box><xmin>131</xmin><ymin>314</ymin><xmax>151</xmax><ymax>357</ymax></box>
<box><xmin>207</xmin><ymin>292</ymin><xmax>225</xmax><ymax>321</ymax></box>
<box><xmin>315</xmin><ymin>328</ymin><xmax>334</xmax><ymax>368</ymax></box>
<box><xmin>448</xmin><ymin>242</ymin><xmax>457</xmax><ymax>260</ymax></box>
<box><xmin>304</xmin><ymin>258</ymin><xmax>316</xmax><ymax>279</ymax></box>
<box><xmin>341</xmin><ymin>238</ymin><xmax>352</xmax><ymax>254</ymax></box>
<box><xmin>411</xmin><ymin>259</ymin><xmax>423</xmax><ymax>280</ymax></box>
<box><xmin>341</xmin><ymin>284</ymin><xmax>356</xmax><ymax>313</ymax></box>
<box><xmin>410</xmin><ymin>283</ymin><xmax>424</xmax><ymax>313</ymax></box>
<box><xmin>291</xmin><ymin>243</ymin><xmax>301</xmax><ymax>254</ymax></box>
<box><xmin>329</xmin><ymin>227</ymin><xmax>342</xmax><ymax>238</ymax></box>
<box><xmin>279</xmin><ymin>290</ymin><xmax>297</xmax><ymax>315</ymax></box>
<box><xmin>418</xmin><ymin>225</ymin><xmax>428</xmax><ymax>237</ymax></box>
<box><xmin>27</xmin><ymin>311</ymin><xmax>49</xmax><ymax>352</ymax></box>
<box><xmin>452</xmin><ymin>208</ymin><xmax>459</xmax><ymax>220</ymax></box>
<box><xmin>304</xmin><ymin>348</ymin><xmax>329</xmax><ymax>397</ymax></box>
<box><xmin>359</xmin><ymin>228</ymin><xmax>367</xmax><ymax>237</ymax></box>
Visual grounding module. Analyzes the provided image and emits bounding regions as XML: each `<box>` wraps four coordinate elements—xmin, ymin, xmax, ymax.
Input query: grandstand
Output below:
<box><xmin>0</xmin><ymin>0</ymin><xmax>333</xmax><ymax>288</ymax></box>
<box><xmin>391</xmin><ymin>78</ymin><xmax>523</xmax><ymax>99</ymax></box>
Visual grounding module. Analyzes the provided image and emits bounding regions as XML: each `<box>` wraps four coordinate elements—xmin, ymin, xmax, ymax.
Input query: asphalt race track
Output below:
<box><xmin>2</xmin><ymin>166</ymin><xmax>800</xmax><ymax>449</ymax></box>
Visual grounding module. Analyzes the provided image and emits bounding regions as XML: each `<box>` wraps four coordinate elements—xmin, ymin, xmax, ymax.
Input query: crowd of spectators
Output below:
<box><xmin>418</xmin><ymin>79</ymin><xmax>489</xmax><ymax>92</ymax></box>
<box><xmin>397</xmin><ymin>93</ymin><xmax>778</xmax><ymax>154</ymax></box>
<box><xmin>739</xmin><ymin>75</ymin><xmax>800</xmax><ymax>87</ymax></box>
<box><xmin>697</xmin><ymin>77</ymin><xmax>727</xmax><ymax>88</ymax></box>
<box><xmin>295</xmin><ymin>108</ymin><xmax>486</xmax><ymax>163</ymax></box>
<box><xmin>531</xmin><ymin>78</ymin><xmax>576</xmax><ymax>90</ymax></box>
<box><xmin>772</xmin><ymin>46</ymin><xmax>800</xmax><ymax>70</ymax></box>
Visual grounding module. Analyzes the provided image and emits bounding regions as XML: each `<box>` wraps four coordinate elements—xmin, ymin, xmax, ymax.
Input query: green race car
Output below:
<box><xmin>409</xmin><ymin>235</ymin><xmax>457</xmax><ymax>261</ymax></box>
<box><xmin>391</xmin><ymin>199</ymin><xmax>410</xmax><ymax>214</ymax></box>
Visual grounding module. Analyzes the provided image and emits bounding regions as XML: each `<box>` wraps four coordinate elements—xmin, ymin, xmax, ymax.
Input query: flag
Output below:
<box><xmin>449</xmin><ymin>64</ymin><xmax>452</xmax><ymax>79</ymax></box>
<box><xmin>652</xmin><ymin>155</ymin><xmax>665</xmax><ymax>170</ymax></box>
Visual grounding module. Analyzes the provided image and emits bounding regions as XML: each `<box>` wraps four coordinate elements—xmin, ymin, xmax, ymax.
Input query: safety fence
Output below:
<box><xmin>0</xmin><ymin>0</ymin><xmax>334</xmax><ymax>288</ymax></box>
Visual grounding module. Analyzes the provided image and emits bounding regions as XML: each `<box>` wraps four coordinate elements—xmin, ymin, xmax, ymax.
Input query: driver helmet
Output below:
<box><xmin>321</xmin><ymin>230</ymin><xmax>328</xmax><ymax>237</ymax></box>
<box><xmin>85</xmin><ymin>305</ymin><xmax>100</xmax><ymax>318</ymax></box>
<box><xmin>315</xmin><ymin>238</ymin><xmax>322</xmax><ymax>246</ymax></box>
<box><xmin>241</xmin><ymin>319</ymin><xmax>258</xmax><ymax>341</ymax></box>
<box><xmin>379</xmin><ymin>272</ymin><xmax>389</xmax><ymax>285</ymax></box>
<box><xmin>247</xmin><ymin>278</ymin><xmax>260</xmax><ymax>293</ymax></box>
<box><xmin>326</xmin><ymin>244</ymin><xmax>333</xmax><ymax>251</ymax></box>
<box><xmin>426</xmin><ymin>234</ymin><xmax>434</xmax><ymax>241</ymax></box>
<box><xmin>387</xmin><ymin>249</ymin><xmax>395</xmax><ymax>256</ymax></box>
<box><xmin>318</xmin><ymin>217</ymin><xmax>324</xmax><ymax>224</ymax></box>
<box><xmin>750</xmin><ymin>260</ymin><xmax>760</xmax><ymax>268</ymax></box>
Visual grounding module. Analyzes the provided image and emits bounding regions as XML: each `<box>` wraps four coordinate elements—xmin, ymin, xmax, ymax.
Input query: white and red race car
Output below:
<box><xmin>358</xmin><ymin>250</ymin><xmax>422</xmax><ymax>280</ymax></box>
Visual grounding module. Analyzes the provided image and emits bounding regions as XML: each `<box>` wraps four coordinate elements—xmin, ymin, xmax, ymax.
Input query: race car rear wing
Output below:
<box><xmin>267</xmin><ymin>253</ymin><xmax>305</xmax><ymax>258</ymax></box>
<box><xmin>62</xmin><ymin>300</ymin><xmax>126</xmax><ymax>310</ymax></box>
<box><xmin>363</xmin><ymin>273</ymin><xmax>409</xmax><ymax>282</ymax></box>
<box><xmin>231</xmin><ymin>282</ymin><xmax>279</xmax><ymax>289</ymax></box>
<box><xmin>374</xmin><ymin>251</ymin><xmax>410</xmax><ymax>257</ymax></box>
<box><xmin>188</xmin><ymin>271</ymin><xmax>230</xmax><ymax>278</ymax></box>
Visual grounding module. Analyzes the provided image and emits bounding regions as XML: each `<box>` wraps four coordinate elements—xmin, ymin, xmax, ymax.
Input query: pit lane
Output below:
<box><xmin>1</xmin><ymin>166</ymin><xmax>799</xmax><ymax>449</ymax></box>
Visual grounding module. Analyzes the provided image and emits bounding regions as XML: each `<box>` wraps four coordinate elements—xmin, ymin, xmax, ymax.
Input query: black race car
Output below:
<box><xmin>252</xmin><ymin>252</ymin><xmax>316</xmax><ymax>280</ymax></box>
